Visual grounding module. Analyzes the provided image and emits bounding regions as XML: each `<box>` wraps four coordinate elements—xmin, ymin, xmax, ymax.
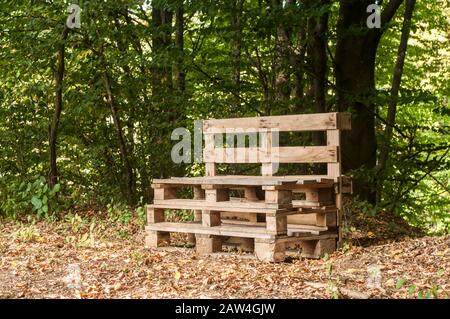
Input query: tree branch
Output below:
<box><xmin>381</xmin><ymin>0</ymin><xmax>405</xmax><ymax>26</ymax></box>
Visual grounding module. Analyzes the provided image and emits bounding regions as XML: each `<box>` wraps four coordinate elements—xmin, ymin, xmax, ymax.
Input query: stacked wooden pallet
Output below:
<box><xmin>145</xmin><ymin>112</ymin><xmax>352</xmax><ymax>262</ymax></box>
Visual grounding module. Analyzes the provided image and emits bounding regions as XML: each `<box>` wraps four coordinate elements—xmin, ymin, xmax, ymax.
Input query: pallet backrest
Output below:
<box><xmin>202</xmin><ymin>112</ymin><xmax>351</xmax><ymax>178</ymax></box>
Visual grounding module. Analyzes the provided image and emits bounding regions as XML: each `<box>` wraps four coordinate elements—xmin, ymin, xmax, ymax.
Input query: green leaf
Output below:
<box><xmin>396</xmin><ymin>278</ymin><xmax>406</xmax><ymax>289</ymax></box>
<box><xmin>42</xmin><ymin>195</ymin><xmax>48</xmax><ymax>205</ymax></box>
<box><xmin>31</xmin><ymin>196</ymin><xmax>42</xmax><ymax>209</ymax></box>
<box><xmin>42</xmin><ymin>205</ymin><xmax>48</xmax><ymax>213</ymax></box>
<box><xmin>408</xmin><ymin>284</ymin><xmax>416</xmax><ymax>296</ymax></box>
<box><xmin>53</xmin><ymin>183</ymin><xmax>61</xmax><ymax>193</ymax></box>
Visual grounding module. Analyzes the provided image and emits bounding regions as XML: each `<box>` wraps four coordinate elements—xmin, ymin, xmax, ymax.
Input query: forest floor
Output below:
<box><xmin>0</xmin><ymin>209</ymin><xmax>449</xmax><ymax>299</ymax></box>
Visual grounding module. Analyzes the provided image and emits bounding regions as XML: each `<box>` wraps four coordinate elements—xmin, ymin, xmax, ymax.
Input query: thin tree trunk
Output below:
<box><xmin>113</xmin><ymin>16</ymin><xmax>137</xmax><ymax>199</ymax></box>
<box><xmin>308</xmin><ymin>0</ymin><xmax>329</xmax><ymax>146</ymax></box>
<box><xmin>48</xmin><ymin>25</ymin><xmax>69</xmax><ymax>190</ymax></box>
<box><xmin>175</xmin><ymin>4</ymin><xmax>185</xmax><ymax>91</ymax></box>
<box><xmin>231</xmin><ymin>0</ymin><xmax>243</xmax><ymax>108</ymax></box>
<box><xmin>292</xmin><ymin>20</ymin><xmax>307</xmax><ymax>112</ymax></box>
<box><xmin>376</xmin><ymin>0</ymin><xmax>416</xmax><ymax>204</ymax></box>
<box><xmin>273</xmin><ymin>0</ymin><xmax>292</xmax><ymax>105</ymax></box>
<box><xmin>103</xmin><ymin>71</ymin><xmax>134</xmax><ymax>206</ymax></box>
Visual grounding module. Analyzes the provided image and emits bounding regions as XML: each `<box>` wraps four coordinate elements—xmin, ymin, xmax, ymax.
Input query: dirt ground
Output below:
<box><xmin>0</xmin><ymin>211</ymin><xmax>449</xmax><ymax>299</ymax></box>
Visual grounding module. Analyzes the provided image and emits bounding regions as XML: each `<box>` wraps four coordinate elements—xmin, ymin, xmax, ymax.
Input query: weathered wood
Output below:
<box><xmin>205</xmin><ymin>188</ymin><xmax>229</xmax><ymax>202</ymax></box>
<box><xmin>266</xmin><ymin>215</ymin><xmax>287</xmax><ymax>235</ymax></box>
<box><xmin>288</xmin><ymin>211</ymin><xmax>337</xmax><ymax>227</ymax></box>
<box><xmin>221</xmin><ymin>212</ymin><xmax>258</xmax><ymax>222</ymax></box>
<box><xmin>300</xmin><ymin>239</ymin><xmax>336</xmax><ymax>259</ymax></box>
<box><xmin>204</xmin><ymin>134</ymin><xmax>216</xmax><ymax>176</ymax></box>
<box><xmin>244</xmin><ymin>187</ymin><xmax>259</xmax><ymax>201</ymax></box>
<box><xmin>145</xmin><ymin>230</ymin><xmax>170</xmax><ymax>248</ymax></box>
<box><xmin>196</xmin><ymin>234</ymin><xmax>222</xmax><ymax>254</ymax></box>
<box><xmin>202</xmin><ymin>210</ymin><xmax>221</xmax><ymax>227</ymax></box>
<box><xmin>146</xmin><ymin>222</ymin><xmax>332</xmax><ymax>239</ymax></box>
<box><xmin>146</xmin><ymin>112</ymin><xmax>351</xmax><ymax>260</ymax></box>
<box><xmin>327</xmin><ymin>130</ymin><xmax>341</xmax><ymax>178</ymax></box>
<box><xmin>153</xmin><ymin>175</ymin><xmax>334</xmax><ymax>186</ymax></box>
<box><xmin>204</xmin><ymin>146</ymin><xmax>338</xmax><ymax>164</ymax></box>
<box><xmin>254</xmin><ymin>239</ymin><xmax>285</xmax><ymax>262</ymax></box>
<box><xmin>304</xmin><ymin>188</ymin><xmax>334</xmax><ymax>205</ymax></box>
<box><xmin>151</xmin><ymin>199</ymin><xmax>293</xmax><ymax>213</ymax></box>
<box><xmin>265</xmin><ymin>190</ymin><xmax>292</xmax><ymax>205</ymax></box>
<box><xmin>153</xmin><ymin>187</ymin><xmax>177</xmax><ymax>200</ymax></box>
<box><xmin>203</xmin><ymin>112</ymin><xmax>351</xmax><ymax>133</ymax></box>
<box><xmin>147</xmin><ymin>207</ymin><xmax>165</xmax><ymax>223</ymax></box>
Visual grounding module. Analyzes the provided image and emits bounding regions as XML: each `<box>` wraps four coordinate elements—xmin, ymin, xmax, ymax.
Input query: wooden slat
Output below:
<box><xmin>151</xmin><ymin>199</ymin><xmax>294</xmax><ymax>213</ymax></box>
<box><xmin>154</xmin><ymin>176</ymin><xmax>300</xmax><ymax>186</ymax></box>
<box><xmin>146</xmin><ymin>222</ymin><xmax>333</xmax><ymax>239</ymax></box>
<box><xmin>146</xmin><ymin>222</ymin><xmax>275</xmax><ymax>239</ymax></box>
<box><xmin>296</xmin><ymin>205</ymin><xmax>337</xmax><ymax>214</ymax></box>
<box><xmin>203</xmin><ymin>146</ymin><xmax>338</xmax><ymax>164</ymax></box>
<box><xmin>327</xmin><ymin>130</ymin><xmax>341</xmax><ymax>178</ymax></box>
<box><xmin>203</xmin><ymin>112</ymin><xmax>351</xmax><ymax>133</ymax></box>
<box><xmin>204</xmin><ymin>134</ymin><xmax>216</xmax><ymax>176</ymax></box>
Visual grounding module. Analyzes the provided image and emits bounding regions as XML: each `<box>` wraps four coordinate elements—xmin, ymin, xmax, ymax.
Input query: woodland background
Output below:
<box><xmin>0</xmin><ymin>0</ymin><xmax>449</xmax><ymax>235</ymax></box>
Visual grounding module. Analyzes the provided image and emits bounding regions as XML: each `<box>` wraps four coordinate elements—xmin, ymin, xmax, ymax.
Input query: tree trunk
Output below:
<box><xmin>231</xmin><ymin>0</ymin><xmax>243</xmax><ymax>108</ymax></box>
<box><xmin>273</xmin><ymin>0</ymin><xmax>292</xmax><ymax>105</ymax></box>
<box><xmin>292</xmin><ymin>19</ymin><xmax>307</xmax><ymax>112</ymax></box>
<box><xmin>175</xmin><ymin>4</ymin><xmax>185</xmax><ymax>91</ymax></box>
<box><xmin>308</xmin><ymin>0</ymin><xmax>329</xmax><ymax>146</ymax></box>
<box><xmin>335</xmin><ymin>0</ymin><xmax>405</xmax><ymax>202</ymax></box>
<box><xmin>48</xmin><ymin>25</ymin><xmax>69</xmax><ymax>190</ymax></box>
<box><xmin>103</xmin><ymin>71</ymin><xmax>135</xmax><ymax>206</ymax></box>
<box><xmin>376</xmin><ymin>0</ymin><xmax>416</xmax><ymax>204</ymax></box>
<box><xmin>113</xmin><ymin>16</ymin><xmax>137</xmax><ymax>201</ymax></box>
<box><xmin>152</xmin><ymin>7</ymin><xmax>173</xmax><ymax>91</ymax></box>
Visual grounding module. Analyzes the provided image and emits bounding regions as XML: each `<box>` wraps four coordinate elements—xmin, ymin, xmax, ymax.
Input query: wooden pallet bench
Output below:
<box><xmin>145</xmin><ymin>112</ymin><xmax>351</xmax><ymax>262</ymax></box>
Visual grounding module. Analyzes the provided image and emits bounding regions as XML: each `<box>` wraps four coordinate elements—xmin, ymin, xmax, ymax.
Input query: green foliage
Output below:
<box><xmin>0</xmin><ymin>0</ymin><xmax>449</xmax><ymax>233</ymax></box>
<box><xmin>0</xmin><ymin>176</ymin><xmax>60</xmax><ymax>219</ymax></box>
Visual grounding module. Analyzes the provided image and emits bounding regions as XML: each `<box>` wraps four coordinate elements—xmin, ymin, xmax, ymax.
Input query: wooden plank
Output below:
<box><xmin>244</xmin><ymin>187</ymin><xmax>259</xmax><ymax>201</ymax></box>
<box><xmin>287</xmin><ymin>224</ymin><xmax>329</xmax><ymax>235</ymax></box>
<box><xmin>260</xmin><ymin>130</ymin><xmax>275</xmax><ymax>176</ymax></box>
<box><xmin>204</xmin><ymin>134</ymin><xmax>216</xmax><ymax>176</ymax></box>
<box><xmin>196</xmin><ymin>234</ymin><xmax>222</xmax><ymax>253</ymax></box>
<box><xmin>145</xmin><ymin>231</ymin><xmax>170</xmax><ymax>248</ymax></box>
<box><xmin>288</xmin><ymin>212</ymin><xmax>337</xmax><ymax>227</ymax></box>
<box><xmin>266</xmin><ymin>215</ymin><xmax>288</xmax><ymax>235</ymax></box>
<box><xmin>202</xmin><ymin>211</ymin><xmax>221</xmax><ymax>227</ymax></box>
<box><xmin>221</xmin><ymin>212</ymin><xmax>258</xmax><ymax>222</ymax></box>
<box><xmin>205</xmin><ymin>188</ymin><xmax>229</xmax><ymax>202</ymax></box>
<box><xmin>203</xmin><ymin>112</ymin><xmax>351</xmax><ymax>133</ymax></box>
<box><xmin>292</xmin><ymin>200</ymin><xmax>333</xmax><ymax>207</ymax></box>
<box><xmin>151</xmin><ymin>199</ymin><xmax>293</xmax><ymax>213</ymax></box>
<box><xmin>153</xmin><ymin>175</ymin><xmax>335</xmax><ymax>186</ymax></box>
<box><xmin>327</xmin><ymin>130</ymin><xmax>341</xmax><ymax>178</ymax></box>
<box><xmin>305</xmin><ymin>188</ymin><xmax>334</xmax><ymax>203</ymax></box>
<box><xmin>145</xmin><ymin>222</ymin><xmax>333</xmax><ymax>239</ymax></box>
<box><xmin>146</xmin><ymin>222</ymin><xmax>275</xmax><ymax>239</ymax></box>
<box><xmin>296</xmin><ymin>205</ymin><xmax>337</xmax><ymax>213</ymax></box>
<box><xmin>147</xmin><ymin>207</ymin><xmax>165</xmax><ymax>223</ymax></box>
<box><xmin>153</xmin><ymin>187</ymin><xmax>176</xmax><ymax>200</ymax></box>
<box><xmin>254</xmin><ymin>239</ymin><xmax>285</xmax><ymax>262</ymax></box>
<box><xmin>203</xmin><ymin>146</ymin><xmax>338</xmax><ymax>164</ymax></box>
<box><xmin>265</xmin><ymin>190</ymin><xmax>292</xmax><ymax>205</ymax></box>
